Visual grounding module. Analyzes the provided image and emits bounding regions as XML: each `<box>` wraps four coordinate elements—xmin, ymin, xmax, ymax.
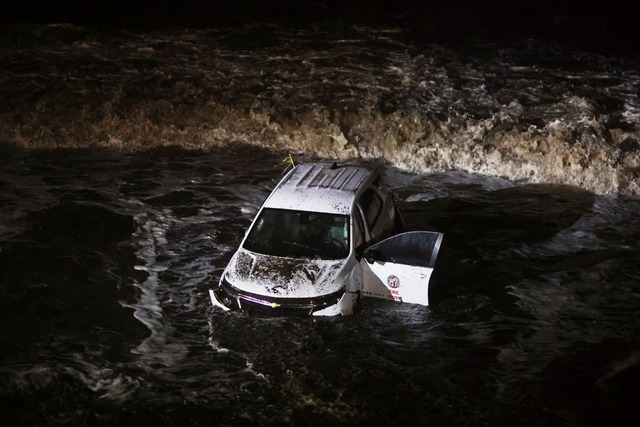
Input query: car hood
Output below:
<box><xmin>224</xmin><ymin>248</ymin><xmax>348</xmax><ymax>298</ymax></box>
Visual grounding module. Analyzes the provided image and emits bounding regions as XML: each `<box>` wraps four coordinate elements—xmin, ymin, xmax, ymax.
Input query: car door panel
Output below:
<box><xmin>361</xmin><ymin>231</ymin><xmax>444</xmax><ymax>306</ymax></box>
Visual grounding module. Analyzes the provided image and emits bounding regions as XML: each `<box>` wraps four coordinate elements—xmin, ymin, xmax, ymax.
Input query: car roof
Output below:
<box><xmin>263</xmin><ymin>162</ymin><xmax>375</xmax><ymax>215</ymax></box>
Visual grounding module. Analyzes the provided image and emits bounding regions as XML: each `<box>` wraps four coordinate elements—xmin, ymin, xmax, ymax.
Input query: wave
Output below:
<box><xmin>1</xmin><ymin>24</ymin><xmax>639</xmax><ymax>195</ymax></box>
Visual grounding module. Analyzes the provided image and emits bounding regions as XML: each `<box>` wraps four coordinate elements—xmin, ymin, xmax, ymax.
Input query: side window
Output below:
<box><xmin>353</xmin><ymin>209</ymin><xmax>366</xmax><ymax>249</ymax></box>
<box><xmin>359</xmin><ymin>188</ymin><xmax>383</xmax><ymax>229</ymax></box>
<box><xmin>372</xmin><ymin>175</ymin><xmax>382</xmax><ymax>190</ymax></box>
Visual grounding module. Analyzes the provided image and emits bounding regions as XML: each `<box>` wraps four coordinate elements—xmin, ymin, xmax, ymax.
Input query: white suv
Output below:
<box><xmin>209</xmin><ymin>162</ymin><xmax>443</xmax><ymax>316</ymax></box>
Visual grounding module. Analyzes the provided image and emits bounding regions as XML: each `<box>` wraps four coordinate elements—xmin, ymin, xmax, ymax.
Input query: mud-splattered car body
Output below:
<box><xmin>209</xmin><ymin>162</ymin><xmax>443</xmax><ymax>316</ymax></box>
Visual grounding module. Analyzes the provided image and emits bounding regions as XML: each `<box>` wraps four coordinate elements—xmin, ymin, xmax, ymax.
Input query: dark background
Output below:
<box><xmin>1</xmin><ymin>0</ymin><xmax>638</xmax><ymax>54</ymax></box>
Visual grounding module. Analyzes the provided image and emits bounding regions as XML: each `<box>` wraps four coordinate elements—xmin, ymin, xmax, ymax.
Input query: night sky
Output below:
<box><xmin>1</xmin><ymin>0</ymin><xmax>638</xmax><ymax>55</ymax></box>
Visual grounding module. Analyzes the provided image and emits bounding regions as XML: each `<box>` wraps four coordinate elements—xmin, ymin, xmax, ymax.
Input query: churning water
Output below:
<box><xmin>1</xmin><ymin>23</ymin><xmax>640</xmax><ymax>194</ymax></box>
<box><xmin>0</xmin><ymin>22</ymin><xmax>639</xmax><ymax>426</ymax></box>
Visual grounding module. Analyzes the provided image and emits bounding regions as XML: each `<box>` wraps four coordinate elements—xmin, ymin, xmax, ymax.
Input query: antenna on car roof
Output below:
<box><xmin>282</xmin><ymin>153</ymin><xmax>296</xmax><ymax>174</ymax></box>
<box><xmin>330</xmin><ymin>162</ymin><xmax>338</xmax><ymax>170</ymax></box>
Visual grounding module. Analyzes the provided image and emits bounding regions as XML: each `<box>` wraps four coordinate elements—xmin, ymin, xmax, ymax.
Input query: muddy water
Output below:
<box><xmin>1</xmin><ymin>24</ymin><xmax>639</xmax><ymax>195</ymax></box>
<box><xmin>1</xmin><ymin>18</ymin><xmax>640</xmax><ymax>426</ymax></box>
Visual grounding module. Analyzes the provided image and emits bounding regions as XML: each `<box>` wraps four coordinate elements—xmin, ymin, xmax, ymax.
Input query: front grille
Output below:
<box><xmin>219</xmin><ymin>277</ymin><xmax>344</xmax><ymax>316</ymax></box>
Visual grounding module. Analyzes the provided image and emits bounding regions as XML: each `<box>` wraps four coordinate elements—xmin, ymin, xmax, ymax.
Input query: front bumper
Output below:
<box><xmin>209</xmin><ymin>278</ymin><xmax>355</xmax><ymax>316</ymax></box>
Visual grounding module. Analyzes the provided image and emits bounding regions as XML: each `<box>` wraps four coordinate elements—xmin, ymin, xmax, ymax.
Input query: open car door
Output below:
<box><xmin>361</xmin><ymin>231</ymin><xmax>444</xmax><ymax>306</ymax></box>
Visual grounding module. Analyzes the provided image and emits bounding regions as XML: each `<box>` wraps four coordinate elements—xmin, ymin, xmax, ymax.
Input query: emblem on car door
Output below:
<box><xmin>387</xmin><ymin>275</ymin><xmax>400</xmax><ymax>288</ymax></box>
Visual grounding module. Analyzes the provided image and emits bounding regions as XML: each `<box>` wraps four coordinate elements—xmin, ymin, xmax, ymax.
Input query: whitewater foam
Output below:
<box><xmin>2</xmin><ymin>24</ymin><xmax>639</xmax><ymax>195</ymax></box>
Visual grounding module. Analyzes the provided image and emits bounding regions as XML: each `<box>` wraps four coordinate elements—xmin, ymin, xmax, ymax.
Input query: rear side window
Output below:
<box><xmin>359</xmin><ymin>188</ymin><xmax>383</xmax><ymax>228</ymax></box>
<box><xmin>353</xmin><ymin>209</ymin><xmax>366</xmax><ymax>249</ymax></box>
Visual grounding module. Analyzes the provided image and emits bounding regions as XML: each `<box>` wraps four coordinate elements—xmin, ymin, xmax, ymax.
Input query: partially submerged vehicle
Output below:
<box><xmin>209</xmin><ymin>162</ymin><xmax>443</xmax><ymax>316</ymax></box>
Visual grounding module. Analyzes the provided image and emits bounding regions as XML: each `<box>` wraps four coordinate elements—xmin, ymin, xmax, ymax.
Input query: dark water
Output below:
<box><xmin>1</xmin><ymin>14</ymin><xmax>640</xmax><ymax>426</ymax></box>
<box><xmin>1</xmin><ymin>145</ymin><xmax>639</xmax><ymax>426</ymax></box>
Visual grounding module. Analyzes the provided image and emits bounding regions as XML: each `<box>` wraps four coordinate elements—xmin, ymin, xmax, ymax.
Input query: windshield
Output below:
<box><xmin>243</xmin><ymin>208</ymin><xmax>350</xmax><ymax>260</ymax></box>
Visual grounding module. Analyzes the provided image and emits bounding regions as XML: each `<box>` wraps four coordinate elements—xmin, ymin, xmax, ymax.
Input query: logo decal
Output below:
<box><xmin>387</xmin><ymin>275</ymin><xmax>400</xmax><ymax>289</ymax></box>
